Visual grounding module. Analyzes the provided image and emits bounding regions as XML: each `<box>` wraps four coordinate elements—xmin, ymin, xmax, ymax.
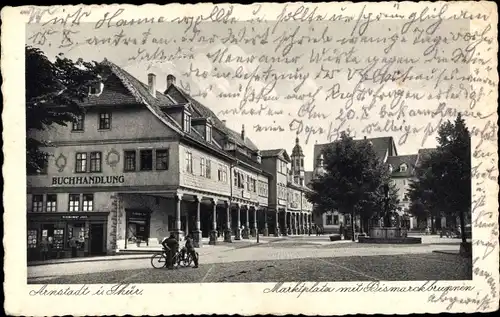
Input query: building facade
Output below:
<box><xmin>309</xmin><ymin>137</ymin><xmax>441</xmax><ymax>234</ymax></box>
<box><xmin>26</xmin><ymin>60</ymin><xmax>313</xmax><ymax>260</ymax></box>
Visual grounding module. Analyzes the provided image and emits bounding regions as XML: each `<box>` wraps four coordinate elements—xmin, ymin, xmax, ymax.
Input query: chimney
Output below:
<box><xmin>222</xmin><ymin>120</ymin><xmax>226</xmax><ymax>126</ymax></box>
<box><xmin>364</xmin><ymin>136</ymin><xmax>367</xmax><ymax>140</ymax></box>
<box><xmin>167</xmin><ymin>74</ymin><xmax>176</xmax><ymax>88</ymax></box>
<box><xmin>241</xmin><ymin>124</ymin><xmax>245</xmax><ymax>140</ymax></box>
<box><xmin>148</xmin><ymin>73</ymin><xmax>156</xmax><ymax>97</ymax></box>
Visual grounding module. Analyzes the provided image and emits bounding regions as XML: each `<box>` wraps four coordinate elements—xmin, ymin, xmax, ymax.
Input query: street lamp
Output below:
<box><xmin>383</xmin><ymin>183</ymin><xmax>391</xmax><ymax>227</ymax></box>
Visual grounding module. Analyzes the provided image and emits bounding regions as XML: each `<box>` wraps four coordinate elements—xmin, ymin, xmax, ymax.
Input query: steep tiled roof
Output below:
<box><xmin>260</xmin><ymin>149</ymin><xmax>291</xmax><ymax>162</ymax></box>
<box><xmin>387</xmin><ymin>155</ymin><xmax>418</xmax><ymax>177</ymax></box>
<box><xmin>91</xmin><ymin>60</ymin><xmax>234</xmax><ymax>160</ymax></box>
<box><xmin>167</xmin><ymin>85</ymin><xmax>259</xmax><ymax>152</ymax></box>
<box><xmin>96</xmin><ymin>59</ymin><xmax>182</xmax><ymax>132</ymax></box>
<box><xmin>261</xmin><ymin>149</ymin><xmax>283</xmax><ymax>157</ymax></box>
<box><xmin>415</xmin><ymin>148</ymin><xmax>437</xmax><ymax>167</ymax></box>
<box><xmin>313</xmin><ymin>137</ymin><xmax>396</xmax><ymax>168</ymax></box>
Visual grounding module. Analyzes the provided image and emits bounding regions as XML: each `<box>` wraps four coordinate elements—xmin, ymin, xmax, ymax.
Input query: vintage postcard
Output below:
<box><xmin>2</xmin><ymin>1</ymin><xmax>499</xmax><ymax>316</ymax></box>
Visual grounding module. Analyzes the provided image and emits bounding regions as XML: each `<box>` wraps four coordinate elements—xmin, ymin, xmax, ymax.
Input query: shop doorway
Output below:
<box><xmin>90</xmin><ymin>223</ymin><xmax>105</xmax><ymax>255</ymax></box>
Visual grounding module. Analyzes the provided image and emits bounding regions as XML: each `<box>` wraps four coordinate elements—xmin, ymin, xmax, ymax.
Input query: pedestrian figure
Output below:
<box><xmin>40</xmin><ymin>237</ymin><xmax>49</xmax><ymax>261</ymax></box>
<box><xmin>69</xmin><ymin>236</ymin><xmax>78</xmax><ymax>258</ymax></box>
<box><xmin>185</xmin><ymin>234</ymin><xmax>199</xmax><ymax>268</ymax></box>
<box><xmin>161</xmin><ymin>233</ymin><xmax>179</xmax><ymax>269</ymax></box>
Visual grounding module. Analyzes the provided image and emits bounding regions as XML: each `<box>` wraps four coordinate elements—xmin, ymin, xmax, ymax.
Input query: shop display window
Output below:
<box><xmin>28</xmin><ymin>229</ymin><xmax>38</xmax><ymax>249</ymax></box>
<box><xmin>53</xmin><ymin>229</ymin><xmax>65</xmax><ymax>249</ymax></box>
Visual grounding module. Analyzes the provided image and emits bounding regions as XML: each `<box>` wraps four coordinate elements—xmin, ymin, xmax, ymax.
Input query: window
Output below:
<box><xmin>206</xmin><ymin>159</ymin><xmax>211</xmax><ymax>178</ymax></box>
<box><xmin>399</xmin><ymin>163</ymin><xmax>408</xmax><ymax>172</ymax></box>
<box><xmin>90</xmin><ymin>152</ymin><xmax>102</xmax><ymax>172</ymax></box>
<box><xmin>252</xmin><ymin>178</ymin><xmax>257</xmax><ymax>192</ymax></box>
<box><xmin>82</xmin><ymin>194</ymin><xmax>93</xmax><ymax>211</ymax></box>
<box><xmin>32</xmin><ymin>195</ymin><xmax>44</xmax><ymax>212</ymax></box>
<box><xmin>69</xmin><ymin>194</ymin><xmax>80</xmax><ymax>212</ymax></box>
<box><xmin>246</xmin><ymin>175</ymin><xmax>251</xmax><ymax>191</ymax></box>
<box><xmin>183</xmin><ymin>112</ymin><xmax>191</xmax><ymax>132</ymax></box>
<box><xmin>301</xmin><ymin>158</ymin><xmax>304</xmax><ymax>167</ymax></box>
<box><xmin>333</xmin><ymin>215</ymin><xmax>339</xmax><ymax>225</ymax></box>
<box><xmin>156</xmin><ymin>149</ymin><xmax>169</xmax><ymax>170</ymax></box>
<box><xmin>206</xmin><ymin>125</ymin><xmax>212</xmax><ymax>142</ymax></box>
<box><xmin>218</xmin><ymin>165</ymin><xmax>227</xmax><ymax>182</ymax></box>
<box><xmin>124</xmin><ymin>150</ymin><xmax>136</xmax><ymax>172</ymax></box>
<box><xmin>72</xmin><ymin>114</ymin><xmax>84</xmax><ymax>131</ymax></box>
<box><xmin>239</xmin><ymin>173</ymin><xmax>245</xmax><ymax>189</ymax></box>
<box><xmin>140</xmin><ymin>149</ymin><xmax>153</xmax><ymax>171</ymax></box>
<box><xmin>89</xmin><ymin>83</ymin><xmax>102</xmax><ymax>95</ymax></box>
<box><xmin>98</xmin><ymin>112</ymin><xmax>111</xmax><ymax>130</ymax></box>
<box><xmin>185</xmin><ymin>151</ymin><xmax>193</xmax><ymax>173</ymax></box>
<box><xmin>234</xmin><ymin>171</ymin><xmax>245</xmax><ymax>189</ymax></box>
<box><xmin>326</xmin><ymin>215</ymin><xmax>333</xmax><ymax>225</ymax></box>
<box><xmin>75</xmin><ymin>153</ymin><xmax>87</xmax><ymax>173</ymax></box>
<box><xmin>278</xmin><ymin>160</ymin><xmax>287</xmax><ymax>174</ymax></box>
<box><xmin>46</xmin><ymin>194</ymin><xmax>57</xmax><ymax>212</ymax></box>
<box><xmin>200</xmin><ymin>158</ymin><xmax>206</xmax><ymax>176</ymax></box>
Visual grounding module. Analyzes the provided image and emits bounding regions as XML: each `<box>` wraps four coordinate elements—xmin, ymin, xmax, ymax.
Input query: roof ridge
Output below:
<box><xmin>100</xmin><ymin>59</ymin><xmax>183</xmax><ymax>134</ymax></box>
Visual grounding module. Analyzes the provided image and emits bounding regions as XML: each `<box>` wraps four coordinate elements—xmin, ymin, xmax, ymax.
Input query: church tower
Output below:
<box><xmin>291</xmin><ymin>137</ymin><xmax>305</xmax><ymax>186</ymax></box>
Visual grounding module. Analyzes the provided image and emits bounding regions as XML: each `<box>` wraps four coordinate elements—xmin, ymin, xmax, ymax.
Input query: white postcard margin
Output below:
<box><xmin>2</xmin><ymin>2</ymin><xmax>499</xmax><ymax>316</ymax></box>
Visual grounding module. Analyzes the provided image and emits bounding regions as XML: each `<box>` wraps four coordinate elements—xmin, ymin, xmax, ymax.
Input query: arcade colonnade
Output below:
<box><xmin>166</xmin><ymin>192</ymin><xmax>313</xmax><ymax>247</ymax></box>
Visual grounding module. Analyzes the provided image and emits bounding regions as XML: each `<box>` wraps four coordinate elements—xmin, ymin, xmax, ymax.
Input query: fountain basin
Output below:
<box><xmin>358</xmin><ymin>227</ymin><xmax>422</xmax><ymax>244</ymax></box>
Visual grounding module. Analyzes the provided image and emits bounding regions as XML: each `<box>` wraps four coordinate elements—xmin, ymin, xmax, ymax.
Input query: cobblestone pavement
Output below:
<box><xmin>28</xmin><ymin>253</ymin><xmax>471</xmax><ymax>284</ymax></box>
<box><xmin>28</xmin><ymin>236</ymin><xmax>468</xmax><ymax>283</ymax></box>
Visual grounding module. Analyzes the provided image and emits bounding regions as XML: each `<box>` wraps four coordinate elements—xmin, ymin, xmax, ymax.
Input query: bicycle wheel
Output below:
<box><xmin>151</xmin><ymin>252</ymin><xmax>167</xmax><ymax>269</ymax></box>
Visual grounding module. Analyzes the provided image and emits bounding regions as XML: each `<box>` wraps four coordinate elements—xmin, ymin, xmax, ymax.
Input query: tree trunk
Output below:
<box><xmin>430</xmin><ymin>215</ymin><xmax>436</xmax><ymax>234</ymax></box>
<box><xmin>351</xmin><ymin>210</ymin><xmax>355</xmax><ymax>241</ymax></box>
<box><xmin>459</xmin><ymin>209</ymin><xmax>467</xmax><ymax>244</ymax></box>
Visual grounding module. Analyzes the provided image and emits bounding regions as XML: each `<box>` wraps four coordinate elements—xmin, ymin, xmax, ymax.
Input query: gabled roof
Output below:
<box><xmin>313</xmin><ymin>136</ymin><xmax>397</xmax><ymax>167</ymax></box>
<box><xmin>91</xmin><ymin>60</ymin><xmax>235</xmax><ymax>160</ymax></box>
<box><xmin>261</xmin><ymin>149</ymin><xmax>291</xmax><ymax>162</ymax></box>
<box><xmin>386</xmin><ymin>155</ymin><xmax>418</xmax><ymax>177</ymax></box>
<box><xmin>93</xmin><ymin>59</ymin><xmax>182</xmax><ymax>132</ymax></box>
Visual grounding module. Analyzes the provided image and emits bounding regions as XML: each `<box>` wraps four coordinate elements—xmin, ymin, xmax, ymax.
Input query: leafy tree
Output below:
<box><xmin>408</xmin><ymin>158</ymin><xmax>442</xmax><ymax>233</ymax></box>
<box><xmin>26</xmin><ymin>46</ymin><xmax>103</xmax><ymax>174</ymax></box>
<box><xmin>408</xmin><ymin>114</ymin><xmax>471</xmax><ymax>243</ymax></box>
<box><xmin>306</xmin><ymin>133</ymin><xmax>397</xmax><ymax>240</ymax></box>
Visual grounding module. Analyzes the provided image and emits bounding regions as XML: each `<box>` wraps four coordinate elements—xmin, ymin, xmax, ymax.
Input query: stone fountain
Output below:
<box><xmin>359</xmin><ymin>184</ymin><xmax>422</xmax><ymax>244</ymax></box>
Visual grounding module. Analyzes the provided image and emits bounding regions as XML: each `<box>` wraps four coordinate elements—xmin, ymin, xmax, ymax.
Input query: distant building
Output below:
<box><xmin>309</xmin><ymin>137</ymin><xmax>449</xmax><ymax>234</ymax></box>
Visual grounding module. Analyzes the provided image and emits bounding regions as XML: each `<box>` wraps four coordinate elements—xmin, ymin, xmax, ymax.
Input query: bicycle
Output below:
<box><xmin>150</xmin><ymin>247</ymin><xmax>197</xmax><ymax>269</ymax></box>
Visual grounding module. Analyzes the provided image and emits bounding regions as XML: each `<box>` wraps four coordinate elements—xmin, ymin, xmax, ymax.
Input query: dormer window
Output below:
<box><xmin>89</xmin><ymin>82</ymin><xmax>104</xmax><ymax>96</ymax></box>
<box><xmin>206</xmin><ymin>124</ymin><xmax>212</xmax><ymax>142</ymax></box>
<box><xmin>183</xmin><ymin>112</ymin><xmax>191</xmax><ymax>133</ymax></box>
<box><xmin>399</xmin><ymin>163</ymin><xmax>408</xmax><ymax>172</ymax></box>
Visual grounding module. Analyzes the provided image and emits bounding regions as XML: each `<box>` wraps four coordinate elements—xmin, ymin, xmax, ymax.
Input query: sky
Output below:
<box><xmin>25</xmin><ymin>9</ymin><xmax>493</xmax><ymax>171</ymax></box>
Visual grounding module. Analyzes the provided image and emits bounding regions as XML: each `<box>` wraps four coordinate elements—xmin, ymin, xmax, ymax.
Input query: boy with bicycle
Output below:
<box><xmin>184</xmin><ymin>234</ymin><xmax>199</xmax><ymax>268</ymax></box>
